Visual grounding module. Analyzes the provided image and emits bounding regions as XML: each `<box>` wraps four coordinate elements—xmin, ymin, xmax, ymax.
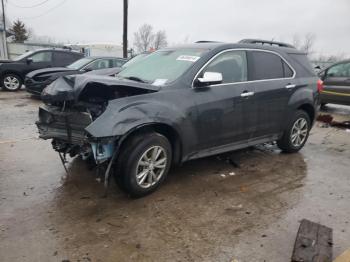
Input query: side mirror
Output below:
<box><xmin>26</xmin><ymin>58</ymin><xmax>33</xmax><ymax>64</ymax></box>
<box><xmin>195</xmin><ymin>72</ymin><xmax>223</xmax><ymax>87</ymax></box>
<box><xmin>83</xmin><ymin>67</ymin><xmax>92</xmax><ymax>72</ymax></box>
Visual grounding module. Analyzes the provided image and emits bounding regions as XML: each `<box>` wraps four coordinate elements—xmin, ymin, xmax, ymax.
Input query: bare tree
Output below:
<box><xmin>292</xmin><ymin>34</ymin><xmax>301</xmax><ymax>49</ymax></box>
<box><xmin>133</xmin><ymin>24</ymin><xmax>154</xmax><ymax>52</ymax></box>
<box><xmin>302</xmin><ymin>33</ymin><xmax>315</xmax><ymax>55</ymax></box>
<box><xmin>292</xmin><ymin>33</ymin><xmax>316</xmax><ymax>56</ymax></box>
<box><xmin>153</xmin><ymin>30</ymin><xmax>167</xmax><ymax>50</ymax></box>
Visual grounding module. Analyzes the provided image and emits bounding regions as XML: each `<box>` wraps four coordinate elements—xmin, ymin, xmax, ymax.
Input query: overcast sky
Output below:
<box><xmin>5</xmin><ymin>0</ymin><xmax>350</xmax><ymax>57</ymax></box>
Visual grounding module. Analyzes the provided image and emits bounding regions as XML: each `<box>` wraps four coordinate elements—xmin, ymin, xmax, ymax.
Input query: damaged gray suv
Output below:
<box><xmin>37</xmin><ymin>39</ymin><xmax>320</xmax><ymax>197</ymax></box>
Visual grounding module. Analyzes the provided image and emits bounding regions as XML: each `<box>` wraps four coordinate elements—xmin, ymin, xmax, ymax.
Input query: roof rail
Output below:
<box><xmin>239</xmin><ymin>39</ymin><xmax>295</xmax><ymax>49</ymax></box>
<box><xmin>195</xmin><ymin>40</ymin><xmax>222</xmax><ymax>43</ymax></box>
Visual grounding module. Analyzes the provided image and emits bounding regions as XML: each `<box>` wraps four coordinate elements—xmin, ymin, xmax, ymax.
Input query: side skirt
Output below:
<box><xmin>184</xmin><ymin>133</ymin><xmax>281</xmax><ymax>161</ymax></box>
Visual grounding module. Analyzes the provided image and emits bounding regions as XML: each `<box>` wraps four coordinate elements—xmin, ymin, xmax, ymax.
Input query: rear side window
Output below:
<box><xmin>202</xmin><ymin>50</ymin><xmax>247</xmax><ymax>84</ymax></box>
<box><xmin>249</xmin><ymin>51</ymin><xmax>293</xmax><ymax>80</ymax></box>
<box><xmin>54</xmin><ymin>52</ymin><xmax>79</xmax><ymax>66</ymax></box>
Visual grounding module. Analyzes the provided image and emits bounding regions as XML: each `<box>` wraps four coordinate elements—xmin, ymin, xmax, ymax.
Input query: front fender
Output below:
<box><xmin>85</xmin><ymin>100</ymin><xmax>187</xmax><ymax>139</ymax></box>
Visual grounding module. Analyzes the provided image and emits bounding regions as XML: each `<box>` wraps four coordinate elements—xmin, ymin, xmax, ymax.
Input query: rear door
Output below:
<box><xmin>194</xmin><ymin>50</ymin><xmax>257</xmax><ymax>149</ymax></box>
<box><xmin>247</xmin><ymin>50</ymin><xmax>296</xmax><ymax>139</ymax></box>
<box><xmin>53</xmin><ymin>51</ymin><xmax>82</xmax><ymax>67</ymax></box>
<box><xmin>322</xmin><ymin>62</ymin><xmax>350</xmax><ymax>105</ymax></box>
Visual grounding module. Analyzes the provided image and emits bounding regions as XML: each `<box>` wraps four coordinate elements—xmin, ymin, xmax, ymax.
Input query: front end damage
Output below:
<box><xmin>36</xmin><ymin>74</ymin><xmax>159</xmax><ymax>188</ymax></box>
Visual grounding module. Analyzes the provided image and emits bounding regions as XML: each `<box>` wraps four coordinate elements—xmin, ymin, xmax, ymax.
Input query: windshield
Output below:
<box><xmin>122</xmin><ymin>53</ymin><xmax>149</xmax><ymax>68</ymax></box>
<box><xmin>66</xmin><ymin>57</ymin><xmax>94</xmax><ymax>70</ymax></box>
<box><xmin>118</xmin><ymin>49</ymin><xmax>208</xmax><ymax>85</ymax></box>
<box><xmin>13</xmin><ymin>51</ymin><xmax>34</xmax><ymax>61</ymax></box>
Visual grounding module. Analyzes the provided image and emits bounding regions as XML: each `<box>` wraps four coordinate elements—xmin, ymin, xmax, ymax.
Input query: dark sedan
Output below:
<box><xmin>25</xmin><ymin>56</ymin><xmax>127</xmax><ymax>95</ymax></box>
<box><xmin>319</xmin><ymin>59</ymin><xmax>350</xmax><ymax>106</ymax></box>
<box><xmin>0</xmin><ymin>49</ymin><xmax>83</xmax><ymax>91</ymax></box>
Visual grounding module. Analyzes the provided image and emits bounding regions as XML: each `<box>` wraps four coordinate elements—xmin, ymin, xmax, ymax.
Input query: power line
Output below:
<box><xmin>8</xmin><ymin>0</ymin><xmax>51</xmax><ymax>9</ymax></box>
<box><xmin>19</xmin><ymin>0</ymin><xmax>67</xmax><ymax>19</ymax></box>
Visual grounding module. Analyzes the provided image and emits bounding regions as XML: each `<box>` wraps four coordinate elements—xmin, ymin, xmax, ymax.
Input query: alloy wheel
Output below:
<box><xmin>135</xmin><ymin>146</ymin><xmax>167</xmax><ymax>188</ymax></box>
<box><xmin>291</xmin><ymin>118</ymin><xmax>308</xmax><ymax>147</ymax></box>
<box><xmin>4</xmin><ymin>76</ymin><xmax>20</xmax><ymax>90</ymax></box>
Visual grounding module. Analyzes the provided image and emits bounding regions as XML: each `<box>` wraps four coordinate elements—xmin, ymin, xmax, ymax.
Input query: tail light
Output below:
<box><xmin>317</xmin><ymin>79</ymin><xmax>324</xmax><ymax>92</ymax></box>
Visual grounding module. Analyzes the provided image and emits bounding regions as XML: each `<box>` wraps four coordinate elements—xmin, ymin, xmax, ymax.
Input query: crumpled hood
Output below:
<box><xmin>41</xmin><ymin>74</ymin><xmax>161</xmax><ymax>103</ymax></box>
<box><xmin>26</xmin><ymin>67</ymin><xmax>78</xmax><ymax>79</ymax></box>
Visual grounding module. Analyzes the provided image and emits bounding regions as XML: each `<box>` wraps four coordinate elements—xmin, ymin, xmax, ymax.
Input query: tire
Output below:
<box><xmin>115</xmin><ymin>132</ymin><xmax>172</xmax><ymax>197</ymax></box>
<box><xmin>2</xmin><ymin>73</ymin><xmax>22</xmax><ymax>91</ymax></box>
<box><xmin>277</xmin><ymin>110</ymin><xmax>311</xmax><ymax>153</ymax></box>
<box><xmin>320</xmin><ymin>103</ymin><xmax>327</xmax><ymax>110</ymax></box>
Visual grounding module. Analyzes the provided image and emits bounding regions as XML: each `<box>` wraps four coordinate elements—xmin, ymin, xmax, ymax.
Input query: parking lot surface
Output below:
<box><xmin>0</xmin><ymin>91</ymin><xmax>349</xmax><ymax>262</ymax></box>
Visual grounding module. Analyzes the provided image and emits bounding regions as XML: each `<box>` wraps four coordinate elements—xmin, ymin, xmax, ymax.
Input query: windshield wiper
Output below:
<box><xmin>124</xmin><ymin>76</ymin><xmax>148</xmax><ymax>83</ymax></box>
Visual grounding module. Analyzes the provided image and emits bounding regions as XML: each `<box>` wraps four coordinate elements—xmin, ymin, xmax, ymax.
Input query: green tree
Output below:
<box><xmin>10</xmin><ymin>19</ymin><xmax>29</xmax><ymax>43</ymax></box>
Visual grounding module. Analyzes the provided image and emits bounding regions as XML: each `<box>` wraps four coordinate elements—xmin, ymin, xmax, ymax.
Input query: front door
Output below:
<box><xmin>25</xmin><ymin>51</ymin><xmax>53</xmax><ymax>75</ymax></box>
<box><xmin>193</xmin><ymin>50</ymin><xmax>257</xmax><ymax>150</ymax></box>
<box><xmin>322</xmin><ymin>61</ymin><xmax>350</xmax><ymax>105</ymax></box>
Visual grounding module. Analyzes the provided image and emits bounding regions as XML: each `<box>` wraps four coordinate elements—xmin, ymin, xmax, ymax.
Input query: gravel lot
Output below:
<box><xmin>0</xmin><ymin>90</ymin><xmax>349</xmax><ymax>262</ymax></box>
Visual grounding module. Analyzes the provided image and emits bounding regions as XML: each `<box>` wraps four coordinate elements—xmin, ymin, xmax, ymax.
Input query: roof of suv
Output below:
<box><xmin>33</xmin><ymin>48</ymin><xmax>82</xmax><ymax>54</ymax></box>
<box><xmin>166</xmin><ymin>42</ymin><xmax>305</xmax><ymax>55</ymax></box>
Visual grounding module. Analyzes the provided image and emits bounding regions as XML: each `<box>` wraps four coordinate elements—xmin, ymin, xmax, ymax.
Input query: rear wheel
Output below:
<box><xmin>115</xmin><ymin>132</ymin><xmax>172</xmax><ymax>197</ymax></box>
<box><xmin>277</xmin><ymin>110</ymin><xmax>311</xmax><ymax>153</ymax></box>
<box><xmin>2</xmin><ymin>73</ymin><xmax>22</xmax><ymax>91</ymax></box>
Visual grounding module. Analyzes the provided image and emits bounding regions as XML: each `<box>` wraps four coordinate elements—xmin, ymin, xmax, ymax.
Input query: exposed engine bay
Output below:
<box><xmin>36</xmin><ymin>75</ymin><xmax>158</xmax><ymax>164</ymax></box>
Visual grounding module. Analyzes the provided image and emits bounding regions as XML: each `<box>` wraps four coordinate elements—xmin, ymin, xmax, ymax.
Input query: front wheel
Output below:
<box><xmin>2</xmin><ymin>73</ymin><xmax>22</xmax><ymax>91</ymax></box>
<box><xmin>115</xmin><ymin>132</ymin><xmax>172</xmax><ymax>197</ymax></box>
<box><xmin>277</xmin><ymin>110</ymin><xmax>311</xmax><ymax>153</ymax></box>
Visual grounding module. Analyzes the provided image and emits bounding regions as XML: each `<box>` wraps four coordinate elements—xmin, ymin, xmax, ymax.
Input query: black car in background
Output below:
<box><xmin>25</xmin><ymin>56</ymin><xmax>127</xmax><ymax>95</ymax></box>
<box><xmin>0</xmin><ymin>49</ymin><xmax>83</xmax><ymax>91</ymax></box>
<box><xmin>319</xmin><ymin>59</ymin><xmax>350</xmax><ymax>106</ymax></box>
<box><xmin>37</xmin><ymin>39</ymin><xmax>320</xmax><ymax>197</ymax></box>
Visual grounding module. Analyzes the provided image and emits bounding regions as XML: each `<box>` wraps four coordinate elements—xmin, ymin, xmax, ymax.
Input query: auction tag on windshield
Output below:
<box><xmin>153</xmin><ymin>79</ymin><xmax>168</xmax><ymax>86</ymax></box>
<box><xmin>176</xmin><ymin>55</ymin><xmax>200</xmax><ymax>62</ymax></box>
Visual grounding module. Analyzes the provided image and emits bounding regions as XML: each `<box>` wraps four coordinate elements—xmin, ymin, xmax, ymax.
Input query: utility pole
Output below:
<box><xmin>1</xmin><ymin>0</ymin><xmax>8</xmax><ymax>59</ymax></box>
<box><xmin>123</xmin><ymin>0</ymin><xmax>128</xmax><ymax>58</ymax></box>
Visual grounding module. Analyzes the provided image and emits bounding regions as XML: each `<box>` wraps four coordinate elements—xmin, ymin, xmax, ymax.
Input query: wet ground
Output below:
<box><xmin>0</xmin><ymin>90</ymin><xmax>349</xmax><ymax>262</ymax></box>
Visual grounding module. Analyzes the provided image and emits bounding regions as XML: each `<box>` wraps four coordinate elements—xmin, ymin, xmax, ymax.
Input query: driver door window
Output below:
<box><xmin>201</xmin><ymin>51</ymin><xmax>247</xmax><ymax>84</ymax></box>
<box><xmin>85</xmin><ymin>59</ymin><xmax>109</xmax><ymax>71</ymax></box>
<box><xmin>30</xmin><ymin>52</ymin><xmax>52</xmax><ymax>63</ymax></box>
<box><xmin>327</xmin><ymin>63</ymin><xmax>350</xmax><ymax>78</ymax></box>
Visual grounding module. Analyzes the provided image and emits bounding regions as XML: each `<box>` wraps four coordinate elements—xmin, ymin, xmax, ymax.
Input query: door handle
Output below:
<box><xmin>285</xmin><ymin>84</ymin><xmax>296</xmax><ymax>89</ymax></box>
<box><xmin>240</xmin><ymin>91</ymin><xmax>255</xmax><ymax>97</ymax></box>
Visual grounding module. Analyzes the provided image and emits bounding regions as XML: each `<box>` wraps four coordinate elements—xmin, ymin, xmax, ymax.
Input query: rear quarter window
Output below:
<box><xmin>249</xmin><ymin>51</ymin><xmax>292</xmax><ymax>80</ymax></box>
<box><xmin>288</xmin><ymin>53</ymin><xmax>316</xmax><ymax>77</ymax></box>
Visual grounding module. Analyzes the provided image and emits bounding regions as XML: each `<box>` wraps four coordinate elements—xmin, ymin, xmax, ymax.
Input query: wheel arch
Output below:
<box><xmin>1</xmin><ymin>70</ymin><xmax>24</xmax><ymax>82</ymax></box>
<box><xmin>118</xmin><ymin>123</ymin><xmax>183</xmax><ymax>165</ymax></box>
<box><xmin>297</xmin><ymin>103</ymin><xmax>315</xmax><ymax>125</ymax></box>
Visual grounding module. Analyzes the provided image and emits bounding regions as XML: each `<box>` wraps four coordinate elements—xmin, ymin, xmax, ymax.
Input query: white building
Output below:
<box><xmin>65</xmin><ymin>43</ymin><xmax>124</xmax><ymax>57</ymax></box>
